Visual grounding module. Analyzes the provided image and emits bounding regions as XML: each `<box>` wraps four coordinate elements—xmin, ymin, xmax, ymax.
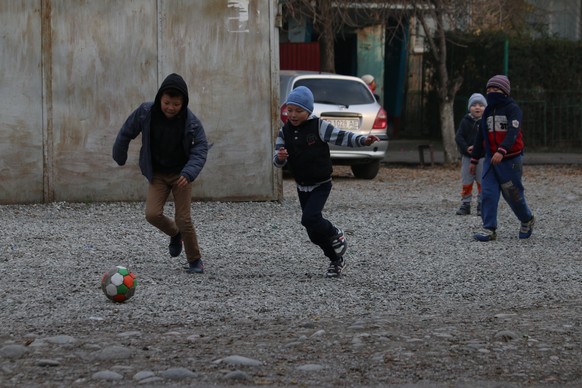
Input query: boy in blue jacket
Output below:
<box><xmin>113</xmin><ymin>73</ymin><xmax>209</xmax><ymax>273</ymax></box>
<box><xmin>274</xmin><ymin>86</ymin><xmax>379</xmax><ymax>278</ymax></box>
<box><xmin>470</xmin><ymin>75</ymin><xmax>534</xmax><ymax>241</ymax></box>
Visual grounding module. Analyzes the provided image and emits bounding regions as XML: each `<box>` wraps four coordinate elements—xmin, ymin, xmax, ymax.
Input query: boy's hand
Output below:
<box><xmin>277</xmin><ymin>147</ymin><xmax>288</xmax><ymax>161</ymax></box>
<box><xmin>364</xmin><ymin>135</ymin><xmax>381</xmax><ymax>146</ymax></box>
<box><xmin>176</xmin><ymin>175</ymin><xmax>189</xmax><ymax>188</ymax></box>
<box><xmin>491</xmin><ymin>151</ymin><xmax>503</xmax><ymax>165</ymax></box>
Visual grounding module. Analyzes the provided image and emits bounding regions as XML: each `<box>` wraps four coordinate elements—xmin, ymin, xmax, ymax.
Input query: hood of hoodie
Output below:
<box><xmin>154</xmin><ymin>73</ymin><xmax>189</xmax><ymax>113</ymax></box>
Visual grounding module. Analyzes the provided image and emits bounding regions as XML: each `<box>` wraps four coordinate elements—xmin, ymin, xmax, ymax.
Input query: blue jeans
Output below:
<box><xmin>481</xmin><ymin>155</ymin><xmax>533</xmax><ymax>230</ymax></box>
<box><xmin>297</xmin><ymin>181</ymin><xmax>339</xmax><ymax>260</ymax></box>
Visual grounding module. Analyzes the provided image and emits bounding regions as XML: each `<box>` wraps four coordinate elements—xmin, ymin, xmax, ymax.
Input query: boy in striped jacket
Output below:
<box><xmin>273</xmin><ymin>86</ymin><xmax>379</xmax><ymax>277</ymax></box>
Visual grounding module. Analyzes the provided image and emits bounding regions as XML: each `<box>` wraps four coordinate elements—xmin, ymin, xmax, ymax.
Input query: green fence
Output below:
<box><xmin>454</xmin><ymin>91</ymin><xmax>582</xmax><ymax>151</ymax></box>
<box><xmin>402</xmin><ymin>90</ymin><xmax>582</xmax><ymax>151</ymax></box>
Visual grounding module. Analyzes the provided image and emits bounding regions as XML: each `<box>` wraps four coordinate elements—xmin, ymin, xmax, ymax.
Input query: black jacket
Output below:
<box><xmin>282</xmin><ymin>118</ymin><xmax>333</xmax><ymax>186</ymax></box>
<box><xmin>455</xmin><ymin>113</ymin><xmax>481</xmax><ymax>157</ymax></box>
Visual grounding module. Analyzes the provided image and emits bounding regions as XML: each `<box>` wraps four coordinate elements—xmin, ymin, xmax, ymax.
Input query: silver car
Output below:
<box><xmin>280</xmin><ymin>70</ymin><xmax>389</xmax><ymax>179</ymax></box>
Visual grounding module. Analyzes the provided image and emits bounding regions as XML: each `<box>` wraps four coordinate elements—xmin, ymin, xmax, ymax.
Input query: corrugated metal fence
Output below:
<box><xmin>0</xmin><ymin>0</ymin><xmax>280</xmax><ymax>204</ymax></box>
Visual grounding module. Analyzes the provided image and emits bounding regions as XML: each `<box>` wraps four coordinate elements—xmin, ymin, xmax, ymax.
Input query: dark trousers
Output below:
<box><xmin>297</xmin><ymin>181</ymin><xmax>339</xmax><ymax>260</ymax></box>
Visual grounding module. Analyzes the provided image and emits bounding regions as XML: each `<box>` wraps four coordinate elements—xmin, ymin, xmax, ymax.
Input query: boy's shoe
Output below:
<box><xmin>325</xmin><ymin>257</ymin><xmax>345</xmax><ymax>278</ymax></box>
<box><xmin>186</xmin><ymin>259</ymin><xmax>204</xmax><ymax>274</ymax></box>
<box><xmin>474</xmin><ymin>228</ymin><xmax>496</xmax><ymax>242</ymax></box>
<box><xmin>331</xmin><ymin>228</ymin><xmax>347</xmax><ymax>256</ymax></box>
<box><xmin>169</xmin><ymin>232</ymin><xmax>182</xmax><ymax>257</ymax></box>
<box><xmin>519</xmin><ymin>215</ymin><xmax>535</xmax><ymax>239</ymax></box>
<box><xmin>456</xmin><ymin>204</ymin><xmax>471</xmax><ymax>215</ymax></box>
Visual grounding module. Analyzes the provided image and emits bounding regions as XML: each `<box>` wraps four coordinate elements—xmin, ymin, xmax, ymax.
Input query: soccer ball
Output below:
<box><xmin>101</xmin><ymin>266</ymin><xmax>137</xmax><ymax>302</ymax></box>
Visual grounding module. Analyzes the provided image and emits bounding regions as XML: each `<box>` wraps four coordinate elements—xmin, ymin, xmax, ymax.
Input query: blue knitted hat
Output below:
<box><xmin>467</xmin><ymin>93</ymin><xmax>487</xmax><ymax>111</ymax></box>
<box><xmin>286</xmin><ymin>86</ymin><xmax>314</xmax><ymax>114</ymax></box>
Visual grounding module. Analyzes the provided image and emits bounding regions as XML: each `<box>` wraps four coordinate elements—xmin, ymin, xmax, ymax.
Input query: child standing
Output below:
<box><xmin>273</xmin><ymin>86</ymin><xmax>379</xmax><ymax>278</ymax></box>
<box><xmin>470</xmin><ymin>75</ymin><xmax>534</xmax><ymax>241</ymax></box>
<box><xmin>454</xmin><ymin>93</ymin><xmax>486</xmax><ymax>215</ymax></box>
<box><xmin>113</xmin><ymin>73</ymin><xmax>209</xmax><ymax>273</ymax></box>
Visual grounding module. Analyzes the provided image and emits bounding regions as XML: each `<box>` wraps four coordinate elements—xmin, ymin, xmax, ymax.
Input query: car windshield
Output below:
<box><xmin>294</xmin><ymin>78</ymin><xmax>375</xmax><ymax>106</ymax></box>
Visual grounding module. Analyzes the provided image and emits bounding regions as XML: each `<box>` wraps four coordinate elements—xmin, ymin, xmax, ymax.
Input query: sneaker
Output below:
<box><xmin>456</xmin><ymin>204</ymin><xmax>471</xmax><ymax>215</ymax></box>
<box><xmin>325</xmin><ymin>257</ymin><xmax>345</xmax><ymax>278</ymax></box>
<box><xmin>186</xmin><ymin>259</ymin><xmax>204</xmax><ymax>274</ymax></box>
<box><xmin>331</xmin><ymin>228</ymin><xmax>347</xmax><ymax>256</ymax></box>
<box><xmin>169</xmin><ymin>232</ymin><xmax>182</xmax><ymax>257</ymax></box>
<box><xmin>519</xmin><ymin>215</ymin><xmax>535</xmax><ymax>239</ymax></box>
<box><xmin>474</xmin><ymin>228</ymin><xmax>496</xmax><ymax>241</ymax></box>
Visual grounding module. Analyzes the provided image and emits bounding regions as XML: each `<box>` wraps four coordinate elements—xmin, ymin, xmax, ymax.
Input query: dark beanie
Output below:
<box><xmin>486</xmin><ymin>75</ymin><xmax>511</xmax><ymax>96</ymax></box>
<box><xmin>286</xmin><ymin>86</ymin><xmax>314</xmax><ymax>114</ymax></box>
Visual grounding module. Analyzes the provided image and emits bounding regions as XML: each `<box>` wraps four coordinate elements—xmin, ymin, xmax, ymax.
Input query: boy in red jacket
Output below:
<box><xmin>470</xmin><ymin>75</ymin><xmax>534</xmax><ymax>241</ymax></box>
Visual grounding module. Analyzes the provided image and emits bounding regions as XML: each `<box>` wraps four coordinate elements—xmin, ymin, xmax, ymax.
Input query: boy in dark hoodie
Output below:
<box><xmin>470</xmin><ymin>75</ymin><xmax>534</xmax><ymax>242</ymax></box>
<box><xmin>113</xmin><ymin>73</ymin><xmax>209</xmax><ymax>273</ymax></box>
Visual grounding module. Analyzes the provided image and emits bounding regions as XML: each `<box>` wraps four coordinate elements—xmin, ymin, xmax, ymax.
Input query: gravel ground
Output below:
<box><xmin>1</xmin><ymin>164</ymin><xmax>581</xmax><ymax>387</ymax></box>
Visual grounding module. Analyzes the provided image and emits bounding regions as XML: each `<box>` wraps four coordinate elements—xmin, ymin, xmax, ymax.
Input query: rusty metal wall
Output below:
<box><xmin>0</xmin><ymin>0</ymin><xmax>281</xmax><ymax>204</ymax></box>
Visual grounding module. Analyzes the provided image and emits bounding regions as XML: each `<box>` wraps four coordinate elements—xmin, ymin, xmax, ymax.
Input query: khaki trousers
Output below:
<box><xmin>145</xmin><ymin>172</ymin><xmax>201</xmax><ymax>262</ymax></box>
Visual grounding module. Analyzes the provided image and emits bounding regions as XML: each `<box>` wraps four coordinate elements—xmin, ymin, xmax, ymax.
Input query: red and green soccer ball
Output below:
<box><xmin>101</xmin><ymin>266</ymin><xmax>137</xmax><ymax>302</ymax></box>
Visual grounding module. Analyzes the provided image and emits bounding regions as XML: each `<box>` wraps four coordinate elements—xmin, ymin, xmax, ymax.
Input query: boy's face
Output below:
<box><xmin>469</xmin><ymin>103</ymin><xmax>485</xmax><ymax>118</ymax></box>
<box><xmin>286</xmin><ymin>104</ymin><xmax>310</xmax><ymax>126</ymax></box>
<box><xmin>486</xmin><ymin>86</ymin><xmax>503</xmax><ymax>94</ymax></box>
<box><xmin>160</xmin><ymin>93</ymin><xmax>184</xmax><ymax>119</ymax></box>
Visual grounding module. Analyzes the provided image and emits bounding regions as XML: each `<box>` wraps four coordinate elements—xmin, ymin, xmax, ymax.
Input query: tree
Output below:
<box><xmin>410</xmin><ymin>0</ymin><xmax>533</xmax><ymax>163</ymax></box>
<box><xmin>281</xmin><ymin>0</ymin><xmax>534</xmax><ymax>164</ymax></box>
<box><xmin>414</xmin><ymin>0</ymin><xmax>462</xmax><ymax>164</ymax></box>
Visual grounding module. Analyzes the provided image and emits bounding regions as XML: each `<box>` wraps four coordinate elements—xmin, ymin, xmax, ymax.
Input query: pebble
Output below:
<box><xmin>138</xmin><ymin>376</ymin><xmax>164</xmax><ymax>384</ymax></box>
<box><xmin>217</xmin><ymin>355</ymin><xmax>263</xmax><ymax>366</ymax></box>
<box><xmin>92</xmin><ymin>370</ymin><xmax>123</xmax><ymax>380</ymax></box>
<box><xmin>494</xmin><ymin>330</ymin><xmax>520</xmax><ymax>342</ymax></box>
<box><xmin>160</xmin><ymin>367</ymin><xmax>197</xmax><ymax>379</ymax></box>
<box><xmin>311</xmin><ymin>329</ymin><xmax>326</xmax><ymax>337</ymax></box>
<box><xmin>0</xmin><ymin>345</ymin><xmax>27</xmax><ymax>359</ymax></box>
<box><xmin>36</xmin><ymin>359</ymin><xmax>60</xmax><ymax>367</ymax></box>
<box><xmin>133</xmin><ymin>370</ymin><xmax>156</xmax><ymax>380</ymax></box>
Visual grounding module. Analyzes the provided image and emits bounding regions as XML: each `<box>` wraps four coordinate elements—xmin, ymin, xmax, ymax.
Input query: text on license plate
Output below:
<box><xmin>327</xmin><ymin>119</ymin><xmax>360</xmax><ymax>131</ymax></box>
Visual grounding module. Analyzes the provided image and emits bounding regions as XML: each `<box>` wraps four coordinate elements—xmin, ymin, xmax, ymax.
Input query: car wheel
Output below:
<box><xmin>351</xmin><ymin>160</ymin><xmax>380</xmax><ymax>179</ymax></box>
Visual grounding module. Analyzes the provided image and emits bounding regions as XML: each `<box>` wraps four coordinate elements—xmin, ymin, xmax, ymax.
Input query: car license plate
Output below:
<box><xmin>327</xmin><ymin>119</ymin><xmax>359</xmax><ymax>131</ymax></box>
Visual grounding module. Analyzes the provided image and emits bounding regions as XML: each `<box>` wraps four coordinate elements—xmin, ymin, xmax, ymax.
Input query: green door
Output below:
<box><xmin>357</xmin><ymin>25</ymin><xmax>385</xmax><ymax>104</ymax></box>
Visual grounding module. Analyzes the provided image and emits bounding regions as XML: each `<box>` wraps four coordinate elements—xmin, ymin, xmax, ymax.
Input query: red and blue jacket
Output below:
<box><xmin>471</xmin><ymin>93</ymin><xmax>524</xmax><ymax>163</ymax></box>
